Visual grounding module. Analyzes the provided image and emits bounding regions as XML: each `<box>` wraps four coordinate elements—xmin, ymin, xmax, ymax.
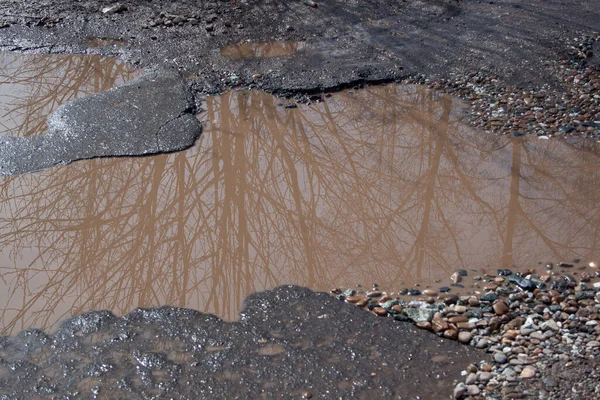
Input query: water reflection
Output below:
<box><xmin>0</xmin><ymin>52</ymin><xmax>141</xmax><ymax>137</ymax></box>
<box><xmin>0</xmin><ymin>85</ymin><xmax>599</xmax><ymax>333</ymax></box>
<box><xmin>220</xmin><ymin>41</ymin><xmax>306</xmax><ymax>59</ymax></box>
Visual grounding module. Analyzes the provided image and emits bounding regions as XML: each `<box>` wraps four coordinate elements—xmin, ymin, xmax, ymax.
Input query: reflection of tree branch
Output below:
<box><xmin>0</xmin><ymin>53</ymin><xmax>139</xmax><ymax>137</ymax></box>
<box><xmin>1</xmin><ymin>84</ymin><xmax>599</xmax><ymax>334</ymax></box>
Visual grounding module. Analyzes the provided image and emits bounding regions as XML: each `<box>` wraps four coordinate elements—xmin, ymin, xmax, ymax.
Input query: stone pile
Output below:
<box><xmin>331</xmin><ymin>260</ymin><xmax>600</xmax><ymax>399</ymax></box>
<box><xmin>405</xmin><ymin>35</ymin><xmax>600</xmax><ymax>143</ymax></box>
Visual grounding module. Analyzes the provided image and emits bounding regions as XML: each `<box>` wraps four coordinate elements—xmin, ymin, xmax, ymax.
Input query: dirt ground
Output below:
<box><xmin>0</xmin><ymin>0</ymin><xmax>598</xmax><ymax>97</ymax></box>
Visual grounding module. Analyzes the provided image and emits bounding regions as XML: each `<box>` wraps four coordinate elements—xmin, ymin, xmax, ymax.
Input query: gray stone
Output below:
<box><xmin>458</xmin><ymin>331</ymin><xmax>473</xmax><ymax>344</ymax></box>
<box><xmin>541</xmin><ymin>320</ymin><xmax>559</xmax><ymax>331</ymax></box>
<box><xmin>465</xmin><ymin>373</ymin><xmax>477</xmax><ymax>385</ymax></box>
<box><xmin>453</xmin><ymin>383</ymin><xmax>466</xmax><ymax>399</ymax></box>
<box><xmin>467</xmin><ymin>384</ymin><xmax>480</xmax><ymax>396</ymax></box>
<box><xmin>402</xmin><ymin>308</ymin><xmax>434</xmax><ymax>323</ymax></box>
<box><xmin>529</xmin><ymin>331</ymin><xmax>545</xmax><ymax>340</ymax></box>
<box><xmin>494</xmin><ymin>352</ymin><xmax>507</xmax><ymax>364</ymax></box>
<box><xmin>479</xmin><ymin>371</ymin><xmax>492</xmax><ymax>382</ymax></box>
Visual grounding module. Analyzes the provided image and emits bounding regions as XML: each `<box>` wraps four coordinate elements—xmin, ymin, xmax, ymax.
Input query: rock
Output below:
<box><xmin>432</xmin><ymin>318</ymin><xmax>449</xmax><ymax>333</ymax></box>
<box><xmin>493</xmin><ymin>301</ymin><xmax>509</xmax><ymax>315</ymax></box>
<box><xmin>372</xmin><ymin>307</ymin><xmax>388</xmax><ymax>317</ymax></box>
<box><xmin>101</xmin><ymin>3</ymin><xmax>127</xmax><ymax>14</ymax></box>
<box><xmin>366</xmin><ymin>290</ymin><xmax>382</xmax><ymax>298</ymax></box>
<box><xmin>443</xmin><ymin>329</ymin><xmax>459</xmax><ymax>340</ymax></box>
<box><xmin>586</xmin><ymin>340</ymin><xmax>600</xmax><ymax>347</ymax></box>
<box><xmin>416</xmin><ymin>321</ymin><xmax>432</xmax><ymax>331</ymax></box>
<box><xmin>456</xmin><ymin>322</ymin><xmax>476</xmax><ymax>330</ymax></box>
<box><xmin>451</xmin><ymin>272</ymin><xmax>462</xmax><ymax>284</ymax></box>
<box><xmin>494</xmin><ymin>352</ymin><xmax>507</xmax><ymax>364</ymax></box>
<box><xmin>465</xmin><ymin>373</ymin><xmax>477</xmax><ymax>385</ymax></box>
<box><xmin>454</xmin><ymin>305</ymin><xmax>467</xmax><ymax>313</ymax></box>
<box><xmin>390</xmin><ymin>305</ymin><xmax>404</xmax><ymax>313</ymax></box>
<box><xmin>345</xmin><ymin>295</ymin><xmax>361</xmax><ymax>304</ymax></box>
<box><xmin>467</xmin><ymin>297</ymin><xmax>480</xmax><ymax>307</ymax></box>
<box><xmin>448</xmin><ymin>316</ymin><xmax>468</xmax><ymax>323</ymax></box>
<box><xmin>458</xmin><ymin>331</ymin><xmax>473</xmax><ymax>344</ymax></box>
<box><xmin>475</xmin><ymin>339</ymin><xmax>489</xmax><ymax>349</ymax></box>
<box><xmin>403</xmin><ymin>308</ymin><xmax>434</xmax><ymax>323</ymax></box>
<box><xmin>467</xmin><ymin>385</ymin><xmax>480</xmax><ymax>396</ymax></box>
<box><xmin>479</xmin><ymin>371</ymin><xmax>492</xmax><ymax>382</ymax></box>
<box><xmin>252</xmin><ymin>73</ymin><xmax>262</xmax><ymax>79</ymax></box>
<box><xmin>529</xmin><ymin>331</ymin><xmax>545</xmax><ymax>340</ymax></box>
<box><xmin>520</xmin><ymin>366</ymin><xmax>536</xmax><ymax>379</ymax></box>
<box><xmin>480</xmin><ymin>292</ymin><xmax>499</xmax><ymax>302</ymax></box>
<box><xmin>453</xmin><ymin>383</ymin><xmax>466</xmax><ymax>399</ymax></box>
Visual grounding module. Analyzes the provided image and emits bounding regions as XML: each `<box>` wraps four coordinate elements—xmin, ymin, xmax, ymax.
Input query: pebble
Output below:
<box><xmin>494</xmin><ymin>352</ymin><xmax>507</xmax><ymax>364</ymax></box>
<box><xmin>467</xmin><ymin>385</ymin><xmax>480</xmax><ymax>396</ymax></box>
<box><xmin>520</xmin><ymin>366</ymin><xmax>536</xmax><ymax>379</ymax></box>
<box><xmin>458</xmin><ymin>331</ymin><xmax>473</xmax><ymax>344</ymax></box>
<box><xmin>493</xmin><ymin>301</ymin><xmax>509</xmax><ymax>315</ymax></box>
<box><xmin>453</xmin><ymin>383</ymin><xmax>466</xmax><ymax>399</ymax></box>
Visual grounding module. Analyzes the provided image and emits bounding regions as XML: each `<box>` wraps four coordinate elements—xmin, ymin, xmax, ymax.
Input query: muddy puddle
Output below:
<box><xmin>220</xmin><ymin>41</ymin><xmax>305</xmax><ymax>59</ymax></box>
<box><xmin>1</xmin><ymin>84</ymin><xmax>599</xmax><ymax>334</ymax></box>
<box><xmin>0</xmin><ymin>52</ymin><xmax>141</xmax><ymax>137</ymax></box>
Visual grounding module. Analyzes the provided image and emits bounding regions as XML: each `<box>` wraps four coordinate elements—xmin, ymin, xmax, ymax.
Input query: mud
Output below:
<box><xmin>0</xmin><ymin>285</ymin><xmax>486</xmax><ymax>399</ymax></box>
<box><xmin>1</xmin><ymin>84</ymin><xmax>598</xmax><ymax>334</ymax></box>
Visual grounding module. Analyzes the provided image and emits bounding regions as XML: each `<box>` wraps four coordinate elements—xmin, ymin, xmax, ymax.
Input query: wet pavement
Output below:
<box><xmin>0</xmin><ymin>52</ymin><xmax>140</xmax><ymax>137</ymax></box>
<box><xmin>0</xmin><ymin>285</ymin><xmax>485</xmax><ymax>399</ymax></box>
<box><xmin>0</xmin><ymin>54</ymin><xmax>202</xmax><ymax>175</ymax></box>
<box><xmin>1</xmin><ymin>84</ymin><xmax>598</xmax><ymax>334</ymax></box>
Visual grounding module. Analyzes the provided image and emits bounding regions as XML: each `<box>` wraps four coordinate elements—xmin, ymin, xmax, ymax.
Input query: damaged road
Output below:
<box><xmin>0</xmin><ymin>68</ymin><xmax>201</xmax><ymax>175</ymax></box>
<box><xmin>0</xmin><ymin>0</ymin><xmax>598</xmax><ymax>171</ymax></box>
<box><xmin>0</xmin><ymin>286</ymin><xmax>486</xmax><ymax>399</ymax></box>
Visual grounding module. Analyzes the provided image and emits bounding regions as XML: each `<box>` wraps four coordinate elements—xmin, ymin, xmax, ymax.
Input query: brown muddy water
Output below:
<box><xmin>220</xmin><ymin>41</ymin><xmax>306</xmax><ymax>59</ymax></box>
<box><xmin>0</xmin><ymin>61</ymin><xmax>599</xmax><ymax>334</ymax></box>
<box><xmin>0</xmin><ymin>52</ymin><xmax>140</xmax><ymax>137</ymax></box>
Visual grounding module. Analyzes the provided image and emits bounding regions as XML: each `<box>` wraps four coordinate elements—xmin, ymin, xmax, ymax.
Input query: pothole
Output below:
<box><xmin>0</xmin><ymin>52</ymin><xmax>141</xmax><ymax>137</ymax></box>
<box><xmin>0</xmin><ymin>84</ymin><xmax>598</xmax><ymax>333</ymax></box>
<box><xmin>219</xmin><ymin>41</ymin><xmax>306</xmax><ymax>59</ymax></box>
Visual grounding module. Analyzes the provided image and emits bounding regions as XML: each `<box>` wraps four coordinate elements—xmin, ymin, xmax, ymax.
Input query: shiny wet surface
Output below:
<box><xmin>0</xmin><ymin>286</ymin><xmax>485</xmax><ymax>399</ymax></box>
<box><xmin>0</xmin><ymin>52</ymin><xmax>141</xmax><ymax>137</ymax></box>
<box><xmin>220</xmin><ymin>41</ymin><xmax>305</xmax><ymax>59</ymax></box>
<box><xmin>1</xmin><ymin>84</ymin><xmax>599</xmax><ymax>333</ymax></box>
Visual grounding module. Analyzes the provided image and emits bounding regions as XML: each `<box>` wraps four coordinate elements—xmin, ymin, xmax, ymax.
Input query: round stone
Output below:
<box><xmin>467</xmin><ymin>385</ymin><xmax>480</xmax><ymax>396</ymax></box>
<box><xmin>373</xmin><ymin>307</ymin><xmax>387</xmax><ymax>317</ymax></box>
<box><xmin>520</xmin><ymin>366</ymin><xmax>536</xmax><ymax>379</ymax></box>
<box><xmin>494</xmin><ymin>352</ymin><xmax>507</xmax><ymax>364</ymax></box>
<box><xmin>453</xmin><ymin>383</ymin><xmax>466</xmax><ymax>399</ymax></box>
<box><xmin>458</xmin><ymin>331</ymin><xmax>473</xmax><ymax>344</ymax></box>
<box><xmin>493</xmin><ymin>301</ymin><xmax>509</xmax><ymax>315</ymax></box>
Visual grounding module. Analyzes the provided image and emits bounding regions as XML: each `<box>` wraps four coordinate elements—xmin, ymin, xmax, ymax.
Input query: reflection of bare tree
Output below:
<box><xmin>0</xmin><ymin>52</ymin><xmax>140</xmax><ymax>137</ymax></box>
<box><xmin>0</xmin><ymin>84</ymin><xmax>599</xmax><ymax>334</ymax></box>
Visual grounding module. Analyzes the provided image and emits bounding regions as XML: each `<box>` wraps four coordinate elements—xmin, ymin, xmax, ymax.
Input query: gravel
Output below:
<box><xmin>332</xmin><ymin>259</ymin><xmax>600</xmax><ymax>399</ymax></box>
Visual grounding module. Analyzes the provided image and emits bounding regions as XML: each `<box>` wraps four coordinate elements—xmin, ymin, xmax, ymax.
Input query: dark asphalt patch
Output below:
<box><xmin>0</xmin><ymin>286</ymin><xmax>485</xmax><ymax>399</ymax></box>
<box><xmin>0</xmin><ymin>68</ymin><xmax>201</xmax><ymax>175</ymax></box>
